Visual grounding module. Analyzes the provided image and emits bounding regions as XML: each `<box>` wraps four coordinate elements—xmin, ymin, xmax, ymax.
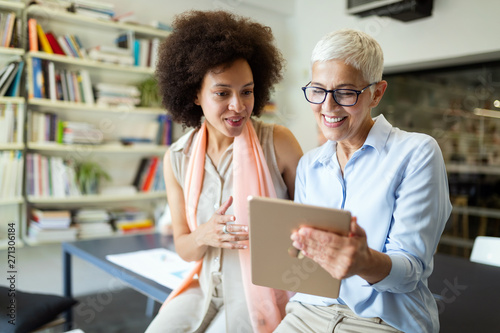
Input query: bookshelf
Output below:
<box><xmin>0</xmin><ymin>0</ymin><xmax>25</xmax><ymax>249</ymax></box>
<box><xmin>0</xmin><ymin>2</ymin><xmax>174</xmax><ymax>245</ymax></box>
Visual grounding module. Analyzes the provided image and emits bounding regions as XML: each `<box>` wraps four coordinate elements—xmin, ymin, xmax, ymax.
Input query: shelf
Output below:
<box><xmin>446</xmin><ymin>163</ymin><xmax>500</xmax><ymax>176</ymax></box>
<box><xmin>0</xmin><ymin>96</ymin><xmax>24</xmax><ymax>104</ymax></box>
<box><xmin>0</xmin><ymin>47</ymin><xmax>24</xmax><ymax>57</ymax></box>
<box><xmin>26</xmin><ymin>5</ymin><xmax>170</xmax><ymax>38</ymax></box>
<box><xmin>28</xmin><ymin>191</ymin><xmax>166</xmax><ymax>205</ymax></box>
<box><xmin>0</xmin><ymin>0</ymin><xmax>25</xmax><ymax>11</ymax></box>
<box><xmin>26</xmin><ymin>51</ymin><xmax>155</xmax><ymax>75</ymax></box>
<box><xmin>452</xmin><ymin>206</ymin><xmax>500</xmax><ymax>219</ymax></box>
<box><xmin>0</xmin><ymin>143</ymin><xmax>23</xmax><ymax>150</ymax></box>
<box><xmin>27</xmin><ymin>142</ymin><xmax>167</xmax><ymax>154</ymax></box>
<box><xmin>0</xmin><ymin>197</ymin><xmax>23</xmax><ymax>206</ymax></box>
<box><xmin>0</xmin><ymin>238</ymin><xmax>23</xmax><ymax>250</ymax></box>
<box><xmin>28</xmin><ymin>98</ymin><xmax>165</xmax><ymax>115</ymax></box>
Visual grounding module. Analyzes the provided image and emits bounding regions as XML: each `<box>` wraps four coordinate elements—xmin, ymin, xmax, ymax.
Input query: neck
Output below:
<box><xmin>206</xmin><ymin>126</ymin><xmax>234</xmax><ymax>152</ymax></box>
<box><xmin>204</xmin><ymin>124</ymin><xmax>234</xmax><ymax>168</ymax></box>
<box><xmin>337</xmin><ymin>117</ymin><xmax>374</xmax><ymax>170</ymax></box>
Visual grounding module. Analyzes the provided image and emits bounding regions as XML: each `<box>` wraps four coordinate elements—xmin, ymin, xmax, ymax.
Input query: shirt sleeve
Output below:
<box><xmin>371</xmin><ymin>136</ymin><xmax>452</xmax><ymax>293</ymax></box>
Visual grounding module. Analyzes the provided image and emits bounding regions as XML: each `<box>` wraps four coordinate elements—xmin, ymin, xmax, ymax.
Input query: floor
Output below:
<box><xmin>0</xmin><ymin>241</ymin><xmax>161</xmax><ymax>332</ymax></box>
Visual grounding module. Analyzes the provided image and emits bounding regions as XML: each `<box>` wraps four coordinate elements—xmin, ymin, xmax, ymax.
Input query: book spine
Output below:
<box><xmin>48</xmin><ymin>61</ymin><xmax>56</xmax><ymax>101</ymax></box>
<box><xmin>28</xmin><ymin>18</ymin><xmax>38</xmax><ymax>52</ymax></box>
<box><xmin>32</xmin><ymin>58</ymin><xmax>43</xmax><ymax>99</ymax></box>
<box><xmin>36</xmin><ymin>24</ymin><xmax>53</xmax><ymax>54</ymax></box>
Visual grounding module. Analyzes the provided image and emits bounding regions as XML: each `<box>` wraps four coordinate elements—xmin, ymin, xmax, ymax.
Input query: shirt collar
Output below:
<box><xmin>310</xmin><ymin>114</ymin><xmax>393</xmax><ymax>167</ymax></box>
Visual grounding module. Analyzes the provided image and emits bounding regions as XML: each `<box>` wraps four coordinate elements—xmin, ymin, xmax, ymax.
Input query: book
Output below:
<box><xmin>5</xmin><ymin>60</ymin><xmax>24</xmax><ymax>97</ymax></box>
<box><xmin>57</xmin><ymin>35</ymin><xmax>74</xmax><ymax>57</ymax></box>
<box><xmin>141</xmin><ymin>157</ymin><xmax>159</xmax><ymax>192</ymax></box>
<box><xmin>2</xmin><ymin>12</ymin><xmax>15</xmax><ymax>48</ymax></box>
<box><xmin>28</xmin><ymin>18</ymin><xmax>38</xmax><ymax>52</ymax></box>
<box><xmin>32</xmin><ymin>57</ymin><xmax>44</xmax><ymax>98</ymax></box>
<box><xmin>79</xmin><ymin>69</ymin><xmax>94</xmax><ymax>105</ymax></box>
<box><xmin>48</xmin><ymin>61</ymin><xmax>56</xmax><ymax>101</ymax></box>
<box><xmin>45</xmin><ymin>32</ymin><xmax>66</xmax><ymax>56</ymax></box>
<box><xmin>28</xmin><ymin>223</ymin><xmax>78</xmax><ymax>242</ymax></box>
<box><xmin>36</xmin><ymin>23</ymin><xmax>53</xmax><ymax>54</ymax></box>
<box><xmin>132</xmin><ymin>158</ymin><xmax>149</xmax><ymax>190</ymax></box>
<box><xmin>0</xmin><ymin>61</ymin><xmax>19</xmax><ymax>97</ymax></box>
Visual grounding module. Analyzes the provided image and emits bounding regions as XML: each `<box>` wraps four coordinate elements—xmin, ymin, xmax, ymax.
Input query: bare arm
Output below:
<box><xmin>273</xmin><ymin>125</ymin><xmax>303</xmax><ymax>199</ymax></box>
<box><xmin>163</xmin><ymin>150</ymin><xmax>248</xmax><ymax>262</ymax></box>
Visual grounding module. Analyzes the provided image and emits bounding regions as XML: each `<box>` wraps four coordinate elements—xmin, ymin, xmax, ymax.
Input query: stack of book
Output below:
<box><xmin>28</xmin><ymin>209</ymin><xmax>77</xmax><ymax>242</ymax></box>
<box><xmin>74</xmin><ymin>208</ymin><xmax>114</xmax><ymax>239</ymax></box>
<box><xmin>70</xmin><ymin>0</ymin><xmax>115</xmax><ymax>20</ymax></box>
<box><xmin>61</xmin><ymin>121</ymin><xmax>103</xmax><ymax>145</ymax></box>
<box><xmin>0</xmin><ymin>150</ymin><xmax>23</xmax><ymax>198</ymax></box>
<box><xmin>111</xmin><ymin>207</ymin><xmax>155</xmax><ymax>234</ymax></box>
<box><xmin>87</xmin><ymin>45</ymin><xmax>134</xmax><ymax>66</ymax></box>
<box><xmin>94</xmin><ymin>82</ymin><xmax>141</xmax><ymax>107</ymax></box>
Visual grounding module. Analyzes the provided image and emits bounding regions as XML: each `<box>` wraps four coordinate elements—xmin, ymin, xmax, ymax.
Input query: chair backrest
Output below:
<box><xmin>470</xmin><ymin>236</ymin><xmax>500</xmax><ymax>267</ymax></box>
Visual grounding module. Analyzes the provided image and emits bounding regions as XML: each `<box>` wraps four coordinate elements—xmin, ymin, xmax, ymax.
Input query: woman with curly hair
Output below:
<box><xmin>145</xmin><ymin>10</ymin><xmax>302</xmax><ymax>333</ymax></box>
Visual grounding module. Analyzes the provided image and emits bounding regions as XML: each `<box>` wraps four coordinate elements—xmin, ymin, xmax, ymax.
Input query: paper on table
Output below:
<box><xmin>106</xmin><ymin>248</ymin><xmax>196</xmax><ymax>290</ymax></box>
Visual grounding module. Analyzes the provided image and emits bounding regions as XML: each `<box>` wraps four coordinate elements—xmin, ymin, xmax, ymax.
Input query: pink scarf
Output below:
<box><xmin>165</xmin><ymin>120</ymin><xmax>289</xmax><ymax>332</ymax></box>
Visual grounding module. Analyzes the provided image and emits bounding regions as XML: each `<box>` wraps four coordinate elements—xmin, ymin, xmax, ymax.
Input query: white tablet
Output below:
<box><xmin>248</xmin><ymin>196</ymin><xmax>351</xmax><ymax>298</ymax></box>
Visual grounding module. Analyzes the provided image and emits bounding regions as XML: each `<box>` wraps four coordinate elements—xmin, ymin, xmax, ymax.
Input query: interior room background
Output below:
<box><xmin>2</xmin><ymin>0</ymin><xmax>499</xmax><ymax>295</ymax></box>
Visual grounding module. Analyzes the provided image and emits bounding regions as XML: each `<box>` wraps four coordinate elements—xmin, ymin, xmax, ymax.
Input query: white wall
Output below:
<box><xmin>103</xmin><ymin>0</ymin><xmax>500</xmax><ymax>152</ymax></box>
<box><xmin>285</xmin><ymin>0</ymin><xmax>500</xmax><ymax>152</ymax></box>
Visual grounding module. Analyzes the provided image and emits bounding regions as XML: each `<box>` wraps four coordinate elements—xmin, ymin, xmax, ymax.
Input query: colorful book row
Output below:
<box><xmin>25</xmin><ymin>153</ymin><xmax>82</xmax><ymax>198</ymax></box>
<box><xmin>132</xmin><ymin>156</ymin><xmax>165</xmax><ymax>193</ymax></box>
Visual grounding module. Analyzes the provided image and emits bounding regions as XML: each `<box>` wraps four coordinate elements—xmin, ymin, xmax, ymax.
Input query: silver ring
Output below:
<box><xmin>222</xmin><ymin>225</ymin><xmax>229</xmax><ymax>234</ymax></box>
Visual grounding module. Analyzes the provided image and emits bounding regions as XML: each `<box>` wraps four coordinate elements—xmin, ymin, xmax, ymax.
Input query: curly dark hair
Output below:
<box><xmin>155</xmin><ymin>10</ymin><xmax>284</xmax><ymax>128</ymax></box>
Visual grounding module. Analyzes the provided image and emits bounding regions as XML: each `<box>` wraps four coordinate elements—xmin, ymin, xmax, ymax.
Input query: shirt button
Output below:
<box><xmin>214</xmin><ymin>257</ymin><xmax>219</xmax><ymax>263</ymax></box>
<box><xmin>214</xmin><ymin>203</ymin><xmax>219</xmax><ymax>209</ymax></box>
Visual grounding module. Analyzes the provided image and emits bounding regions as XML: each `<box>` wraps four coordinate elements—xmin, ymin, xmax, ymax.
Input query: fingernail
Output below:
<box><xmin>299</xmin><ymin>228</ymin><xmax>307</xmax><ymax>236</ymax></box>
<box><xmin>242</xmin><ymin>226</ymin><xmax>248</xmax><ymax>232</ymax></box>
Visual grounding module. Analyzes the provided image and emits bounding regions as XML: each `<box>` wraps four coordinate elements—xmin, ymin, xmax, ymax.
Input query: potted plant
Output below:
<box><xmin>76</xmin><ymin>161</ymin><xmax>111</xmax><ymax>195</ymax></box>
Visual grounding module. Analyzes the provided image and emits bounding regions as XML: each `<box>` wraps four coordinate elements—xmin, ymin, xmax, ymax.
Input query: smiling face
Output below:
<box><xmin>310</xmin><ymin>59</ymin><xmax>386</xmax><ymax>148</ymax></box>
<box><xmin>195</xmin><ymin>58</ymin><xmax>255</xmax><ymax>140</ymax></box>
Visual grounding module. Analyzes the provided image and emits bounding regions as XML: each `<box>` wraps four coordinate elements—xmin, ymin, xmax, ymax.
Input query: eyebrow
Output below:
<box><xmin>310</xmin><ymin>82</ymin><xmax>355</xmax><ymax>89</ymax></box>
<box><xmin>213</xmin><ymin>82</ymin><xmax>255</xmax><ymax>88</ymax></box>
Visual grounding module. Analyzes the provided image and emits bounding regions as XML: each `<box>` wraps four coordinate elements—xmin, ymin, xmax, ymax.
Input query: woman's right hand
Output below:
<box><xmin>194</xmin><ymin>196</ymin><xmax>249</xmax><ymax>249</ymax></box>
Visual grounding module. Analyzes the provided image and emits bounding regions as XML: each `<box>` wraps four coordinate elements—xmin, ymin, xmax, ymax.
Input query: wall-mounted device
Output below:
<box><xmin>346</xmin><ymin>0</ymin><xmax>433</xmax><ymax>22</ymax></box>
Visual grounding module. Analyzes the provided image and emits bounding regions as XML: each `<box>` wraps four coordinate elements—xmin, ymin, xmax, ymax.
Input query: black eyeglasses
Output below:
<box><xmin>301</xmin><ymin>82</ymin><xmax>377</xmax><ymax>106</ymax></box>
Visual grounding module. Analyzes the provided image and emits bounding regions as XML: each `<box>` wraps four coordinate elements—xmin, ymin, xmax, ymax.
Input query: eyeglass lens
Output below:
<box><xmin>304</xmin><ymin>87</ymin><xmax>358</xmax><ymax>106</ymax></box>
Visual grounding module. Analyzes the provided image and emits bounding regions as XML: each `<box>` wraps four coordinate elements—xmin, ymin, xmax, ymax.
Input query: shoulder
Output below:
<box><xmin>251</xmin><ymin>118</ymin><xmax>273</xmax><ymax>140</ymax></box>
<box><xmin>169</xmin><ymin>127</ymin><xmax>197</xmax><ymax>154</ymax></box>
<box><xmin>390</xmin><ymin>127</ymin><xmax>440</xmax><ymax>154</ymax></box>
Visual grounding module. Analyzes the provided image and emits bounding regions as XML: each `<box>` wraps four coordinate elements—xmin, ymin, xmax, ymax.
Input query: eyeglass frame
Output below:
<box><xmin>301</xmin><ymin>82</ymin><xmax>378</xmax><ymax>106</ymax></box>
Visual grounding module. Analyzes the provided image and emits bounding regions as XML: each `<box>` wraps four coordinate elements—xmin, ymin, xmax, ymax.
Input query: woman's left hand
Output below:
<box><xmin>290</xmin><ymin>217</ymin><xmax>371</xmax><ymax>280</ymax></box>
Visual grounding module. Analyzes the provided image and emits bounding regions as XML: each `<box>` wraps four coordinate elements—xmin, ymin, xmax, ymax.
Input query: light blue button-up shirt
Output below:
<box><xmin>291</xmin><ymin>115</ymin><xmax>452</xmax><ymax>333</ymax></box>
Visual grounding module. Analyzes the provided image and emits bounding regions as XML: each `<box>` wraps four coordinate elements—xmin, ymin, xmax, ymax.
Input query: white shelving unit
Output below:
<box><xmin>0</xmin><ymin>1</ymin><xmax>26</xmax><ymax>249</ymax></box>
<box><xmin>19</xmin><ymin>4</ymin><xmax>172</xmax><ymax>244</ymax></box>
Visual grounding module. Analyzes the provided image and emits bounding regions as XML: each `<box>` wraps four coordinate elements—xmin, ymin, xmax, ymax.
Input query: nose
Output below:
<box><xmin>322</xmin><ymin>92</ymin><xmax>341</xmax><ymax>110</ymax></box>
<box><xmin>229</xmin><ymin>95</ymin><xmax>245</xmax><ymax>113</ymax></box>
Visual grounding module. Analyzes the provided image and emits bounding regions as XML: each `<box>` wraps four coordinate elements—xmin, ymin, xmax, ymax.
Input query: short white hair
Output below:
<box><xmin>311</xmin><ymin>28</ymin><xmax>384</xmax><ymax>83</ymax></box>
